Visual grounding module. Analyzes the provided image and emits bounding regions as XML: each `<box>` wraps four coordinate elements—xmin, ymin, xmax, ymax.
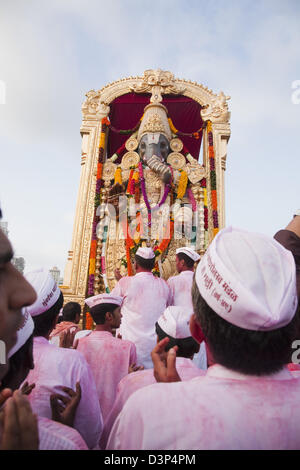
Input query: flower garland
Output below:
<box><xmin>176</xmin><ymin>170</ymin><xmax>188</xmax><ymax>200</ymax></box>
<box><xmin>207</xmin><ymin>121</ymin><xmax>219</xmax><ymax>237</ymax></box>
<box><xmin>138</xmin><ymin>162</ymin><xmax>171</xmax><ymax>228</ymax></box>
<box><xmin>87</xmin><ymin>117</ymin><xmax>109</xmax><ymax>299</ymax></box>
<box><xmin>114</xmin><ymin>167</ymin><xmax>122</xmax><ymax>185</ymax></box>
<box><xmin>153</xmin><ymin>216</ymin><xmax>174</xmax><ymax>257</ymax></box>
<box><xmin>85</xmin><ymin>312</ymin><xmax>94</xmax><ymax>330</ymax></box>
<box><xmin>168</xmin><ymin>116</ymin><xmax>206</xmax><ymax>139</ymax></box>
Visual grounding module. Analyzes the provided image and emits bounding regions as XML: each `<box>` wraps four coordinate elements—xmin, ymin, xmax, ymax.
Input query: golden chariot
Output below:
<box><xmin>61</xmin><ymin>69</ymin><xmax>231</xmax><ymax>327</ymax></box>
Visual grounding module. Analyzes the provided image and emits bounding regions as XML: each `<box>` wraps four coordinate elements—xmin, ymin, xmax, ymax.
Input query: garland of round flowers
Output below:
<box><xmin>207</xmin><ymin>120</ymin><xmax>219</xmax><ymax>237</ymax></box>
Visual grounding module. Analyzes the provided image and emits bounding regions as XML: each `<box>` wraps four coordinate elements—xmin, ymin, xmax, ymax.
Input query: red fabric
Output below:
<box><xmin>108</xmin><ymin>93</ymin><xmax>203</xmax><ymax>161</ymax></box>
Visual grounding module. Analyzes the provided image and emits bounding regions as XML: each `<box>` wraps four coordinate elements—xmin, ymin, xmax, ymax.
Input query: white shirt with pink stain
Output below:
<box><xmin>101</xmin><ymin>357</ymin><xmax>205</xmax><ymax>449</ymax></box>
<box><xmin>107</xmin><ymin>364</ymin><xmax>300</xmax><ymax>450</ymax></box>
<box><xmin>167</xmin><ymin>270</ymin><xmax>194</xmax><ymax>310</ymax></box>
<box><xmin>38</xmin><ymin>416</ymin><xmax>88</xmax><ymax>450</ymax></box>
<box><xmin>25</xmin><ymin>337</ymin><xmax>103</xmax><ymax>449</ymax></box>
<box><xmin>111</xmin><ymin>272</ymin><xmax>171</xmax><ymax>369</ymax></box>
<box><xmin>76</xmin><ymin>330</ymin><xmax>137</xmax><ymax>423</ymax></box>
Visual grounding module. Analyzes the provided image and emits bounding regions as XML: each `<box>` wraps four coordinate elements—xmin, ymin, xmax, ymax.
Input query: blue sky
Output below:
<box><xmin>0</xmin><ymin>0</ymin><xmax>299</xmax><ymax>276</ymax></box>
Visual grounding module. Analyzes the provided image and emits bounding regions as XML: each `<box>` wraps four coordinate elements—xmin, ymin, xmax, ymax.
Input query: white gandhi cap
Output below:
<box><xmin>25</xmin><ymin>269</ymin><xmax>61</xmax><ymax>317</ymax></box>
<box><xmin>195</xmin><ymin>226</ymin><xmax>298</xmax><ymax>331</ymax></box>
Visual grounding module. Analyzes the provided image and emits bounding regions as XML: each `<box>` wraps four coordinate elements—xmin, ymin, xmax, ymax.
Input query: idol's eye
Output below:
<box><xmin>140</xmin><ymin>142</ymin><xmax>146</xmax><ymax>150</ymax></box>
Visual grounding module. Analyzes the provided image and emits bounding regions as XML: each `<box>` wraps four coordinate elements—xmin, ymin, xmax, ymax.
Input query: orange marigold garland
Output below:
<box><xmin>207</xmin><ymin>120</ymin><xmax>219</xmax><ymax>238</ymax></box>
<box><xmin>87</xmin><ymin>117</ymin><xmax>109</xmax><ymax>311</ymax></box>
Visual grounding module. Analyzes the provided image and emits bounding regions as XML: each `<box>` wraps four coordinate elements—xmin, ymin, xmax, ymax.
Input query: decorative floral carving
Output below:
<box><xmin>201</xmin><ymin>91</ymin><xmax>231</xmax><ymax>123</ymax></box>
<box><xmin>130</xmin><ymin>69</ymin><xmax>186</xmax><ymax>104</ymax></box>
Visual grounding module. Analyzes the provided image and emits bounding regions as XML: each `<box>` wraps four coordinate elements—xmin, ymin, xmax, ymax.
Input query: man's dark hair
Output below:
<box><xmin>62</xmin><ymin>302</ymin><xmax>81</xmax><ymax>322</ymax></box>
<box><xmin>90</xmin><ymin>303</ymin><xmax>117</xmax><ymax>325</ymax></box>
<box><xmin>33</xmin><ymin>291</ymin><xmax>64</xmax><ymax>337</ymax></box>
<box><xmin>192</xmin><ymin>279</ymin><xmax>300</xmax><ymax>376</ymax></box>
<box><xmin>177</xmin><ymin>252</ymin><xmax>195</xmax><ymax>269</ymax></box>
<box><xmin>155</xmin><ymin>322</ymin><xmax>199</xmax><ymax>358</ymax></box>
<box><xmin>135</xmin><ymin>254</ymin><xmax>155</xmax><ymax>271</ymax></box>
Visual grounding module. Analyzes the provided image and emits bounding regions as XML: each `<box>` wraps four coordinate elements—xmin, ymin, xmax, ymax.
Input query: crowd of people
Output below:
<box><xmin>0</xmin><ymin>209</ymin><xmax>300</xmax><ymax>450</ymax></box>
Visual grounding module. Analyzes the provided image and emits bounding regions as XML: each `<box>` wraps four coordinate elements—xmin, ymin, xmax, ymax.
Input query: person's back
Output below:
<box><xmin>82</xmin><ymin>292</ymin><xmax>138</xmax><ymax>422</ymax></box>
<box><xmin>107</xmin><ymin>227</ymin><xmax>300</xmax><ymax>450</ymax></box>
<box><xmin>167</xmin><ymin>247</ymin><xmax>200</xmax><ymax>310</ymax></box>
<box><xmin>108</xmin><ymin>365</ymin><xmax>300</xmax><ymax>450</ymax></box>
<box><xmin>24</xmin><ymin>269</ymin><xmax>103</xmax><ymax>449</ymax></box>
<box><xmin>112</xmin><ymin>248</ymin><xmax>171</xmax><ymax>368</ymax></box>
<box><xmin>77</xmin><ymin>330</ymin><xmax>136</xmax><ymax>422</ymax></box>
<box><xmin>38</xmin><ymin>416</ymin><xmax>88</xmax><ymax>450</ymax></box>
<box><xmin>26</xmin><ymin>336</ymin><xmax>102</xmax><ymax>449</ymax></box>
<box><xmin>102</xmin><ymin>356</ymin><xmax>204</xmax><ymax>449</ymax></box>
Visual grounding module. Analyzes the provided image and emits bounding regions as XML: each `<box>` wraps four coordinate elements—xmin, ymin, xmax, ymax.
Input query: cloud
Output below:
<box><xmin>0</xmin><ymin>0</ymin><xmax>299</xmax><ymax>274</ymax></box>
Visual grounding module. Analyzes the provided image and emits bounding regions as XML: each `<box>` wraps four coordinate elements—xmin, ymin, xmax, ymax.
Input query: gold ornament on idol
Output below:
<box><xmin>167</xmin><ymin>152</ymin><xmax>186</xmax><ymax>170</ymax></box>
<box><xmin>170</xmin><ymin>138</ymin><xmax>183</xmax><ymax>152</ymax></box>
<box><xmin>121</xmin><ymin>151</ymin><xmax>140</xmax><ymax>170</ymax></box>
<box><xmin>125</xmin><ymin>137</ymin><xmax>139</xmax><ymax>151</ymax></box>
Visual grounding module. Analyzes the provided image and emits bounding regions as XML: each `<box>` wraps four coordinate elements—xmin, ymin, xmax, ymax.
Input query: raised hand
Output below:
<box><xmin>151</xmin><ymin>337</ymin><xmax>181</xmax><ymax>383</ymax></box>
<box><xmin>50</xmin><ymin>382</ymin><xmax>81</xmax><ymax>428</ymax></box>
<box><xmin>59</xmin><ymin>328</ymin><xmax>77</xmax><ymax>349</ymax></box>
<box><xmin>128</xmin><ymin>363</ymin><xmax>144</xmax><ymax>373</ymax></box>
<box><xmin>20</xmin><ymin>381</ymin><xmax>35</xmax><ymax>396</ymax></box>
<box><xmin>0</xmin><ymin>390</ymin><xmax>39</xmax><ymax>450</ymax></box>
<box><xmin>114</xmin><ymin>268</ymin><xmax>122</xmax><ymax>281</ymax></box>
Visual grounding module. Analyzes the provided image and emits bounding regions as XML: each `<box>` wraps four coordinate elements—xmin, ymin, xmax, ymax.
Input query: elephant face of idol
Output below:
<box><xmin>138</xmin><ymin>133</ymin><xmax>170</xmax><ymax>163</ymax></box>
<box><xmin>138</xmin><ymin>133</ymin><xmax>172</xmax><ymax>184</ymax></box>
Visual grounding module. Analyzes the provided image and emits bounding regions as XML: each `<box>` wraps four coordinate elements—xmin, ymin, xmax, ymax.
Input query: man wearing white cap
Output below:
<box><xmin>102</xmin><ymin>306</ymin><xmax>203</xmax><ymax>448</ymax></box>
<box><xmin>77</xmin><ymin>293</ymin><xmax>139</xmax><ymax>423</ymax></box>
<box><xmin>111</xmin><ymin>247</ymin><xmax>171</xmax><ymax>369</ymax></box>
<box><xmin>0</xmin><ymin>219</ymin><xmax>39</xmax><ymax>449</ymax></box>
<box><xmin>167</xmin><ymin>247</ymin><xmax>207</xmax><ymax>370</ymax></box>
<box><xmin>24</xmin><ymin>269</ymin><xmax>103</xmax><ymax>449</ymax></box>
<box><xmin>1</xmin><ymin>308</ymin><xmax>88</xmax><ymax>450</ymax></box>
<box><xmin>107</xmin><ymin>227</ymin><xmax>300</xmax><ymax>450</ymax></box>
<box><xmin>167</xmin><ymin>247</ymin><xmax>200</xmax><ymax>310</ymax></box>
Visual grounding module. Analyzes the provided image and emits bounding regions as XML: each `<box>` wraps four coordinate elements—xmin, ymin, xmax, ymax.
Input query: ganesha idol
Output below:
<box><xmin>94</xmin><ymin>100</ymin><xmax>209</xmax><ymax>293</ymax></box>
<box><xmin>61</xmin><ymin>69</ymin><xmax>230</xmax><ymax>306</ymax></box>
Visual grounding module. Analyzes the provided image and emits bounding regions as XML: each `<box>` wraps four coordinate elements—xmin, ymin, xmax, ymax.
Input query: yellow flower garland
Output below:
<box><xmin>114</xmin><ymin>167</ymin><xmax>122</xmax><ymax>185</ymax></box>
<box><xmin>177</xmin><ymin>170</ymin><xmax>188</xmax><ymax>199</ymax></box>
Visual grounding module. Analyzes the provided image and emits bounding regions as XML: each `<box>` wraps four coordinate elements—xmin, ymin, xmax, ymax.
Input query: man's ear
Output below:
<box><xmin>105</xmin><ymin>311</ymin><xmax>113</xmax><ymax>323</ymax></box>
<box><xmin>189</xmin><ymin>314</ymin><xmax>205</xmax><ymax>344</ymax></box>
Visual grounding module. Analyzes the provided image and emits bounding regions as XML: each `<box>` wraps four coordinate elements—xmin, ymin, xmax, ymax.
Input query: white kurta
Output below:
<box><xmin>77</xmin><ymin>330</ymin><xmax>136</xmax><ymax>422</ymax></box>
<box><xmin>101</xmin><ymin>357</ymin><xmax>205</xmax><ymax>449</ymax></box>
<box><xmin>25</xmin><ymin>337</ymin><xmax>103</xmax><ymax>449</ymax></box>
<box><xmin>38</xmin><ymin>416</ymin><xmax>88</xmax><ymax>450</ymax></box>
<box><xmin>111</xmin><ymin>272</ymin><xmax>171</xmax><ymax>369</ymax></box>
<box><xmin>107</xmin><ymin>364</ymin><xmax>300</xmax><ymax>450</ymax></box>
<box><xmin>167</xmin><ymin>270</ymin><xmax>194</xmax><ymax>310</ymax></box>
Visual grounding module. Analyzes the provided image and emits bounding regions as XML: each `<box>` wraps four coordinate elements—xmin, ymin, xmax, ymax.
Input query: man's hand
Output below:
<box><xmin>0</xmin><ymin>388</ymin><xmax>12</xmax><ymax>407</ymax></box>
<box><xmin>151</xmin><ymin>337</ymin><xmax>181</xmax><ymax>383</ymax></box>
<box><xmin>59</xmin><ymin>329</ymin><xmax>77</xmax><ymax>349</ymax></box>
<box><xmin>0</xmin><ymin>390</ymin><xmax>39</xmax><ymax>450</ymax></box>
<box><xmin>20</xmin><ymin>381</ymin><xmax>35</xmax><ymax>396</ymax></box>
<box><xmin>50</xmin><ymin>382</ymin><xmax>81</xmax><ymax>428</ymax></box>
<box><xmin>114</xmin><ymin>268</ymin><xmax>122</xmax><ymax>281</ymax></box>
<box><xmin>128</xmin><ymin>363</ymin><xmax>144</xmax><ymax>373</ymax></box>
